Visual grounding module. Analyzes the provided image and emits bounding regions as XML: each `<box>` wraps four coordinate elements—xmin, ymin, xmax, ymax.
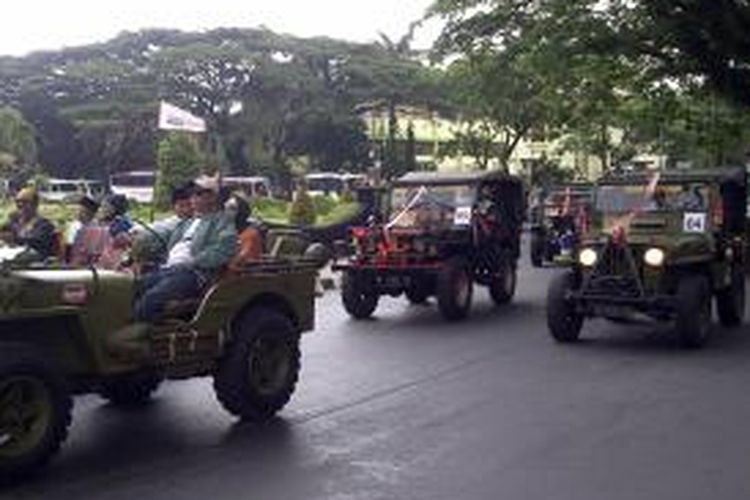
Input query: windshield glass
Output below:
<box><xmin>388</xmin><ymin>184</ymin><xmax>476</xmax><ymax>229</ymax></box>
<box><xmin>596</xmin><ymin>183</ymin><xmax>710</xmax><ymax>213</ymax></box>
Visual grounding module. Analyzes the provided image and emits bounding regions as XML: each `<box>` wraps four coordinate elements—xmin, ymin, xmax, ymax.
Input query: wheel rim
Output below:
<box><xmin>247</xmin><ymin>337</ymin><xmax>292</xmax><ymax>397</ymax></box>
<box><xmin>0</xmin><ymin>376</ymin><xmax>52</xmax><ymax>459</ymax></box>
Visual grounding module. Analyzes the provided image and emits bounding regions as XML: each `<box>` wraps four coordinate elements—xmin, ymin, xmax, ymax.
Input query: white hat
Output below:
<box><xmin>194</xmin><ymin>174</ymin><xmax>220</xmax><ymax>193</ymax></box>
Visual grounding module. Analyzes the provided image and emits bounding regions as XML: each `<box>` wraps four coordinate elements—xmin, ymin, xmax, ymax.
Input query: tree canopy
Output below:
<box><xmin>429</xmin><ymin>0</ymin><xmax>750</xmax><ymax>171</ymax></box>
<box><xmin>0</xmin><ymin>27</ymin><xmax>444</xmax><ymax>181</ymax></box>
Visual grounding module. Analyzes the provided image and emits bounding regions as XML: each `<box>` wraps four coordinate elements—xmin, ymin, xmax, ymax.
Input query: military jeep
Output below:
<box><xmin>333</xmin><ymin>171</ymin><xmax>525</xmax><ymax>321</ymax></box>
<box><xmin>529</xmin><ymin>183</ymin><xmax>594</xmax><ymax>267</ymax></box>
<box><xmin>547</xmin><ymin>167</ymin><xmax>746</xmax><ymax>348</ymax></box>
<box><xmin>0</xmin><ymin>247</ymin><xmax>320</xmax><ymax>481</ymax></box>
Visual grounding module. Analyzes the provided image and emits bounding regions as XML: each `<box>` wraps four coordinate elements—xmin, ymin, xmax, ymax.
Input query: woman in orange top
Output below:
<box><xmin>226</xmin><ymin>194</ymin><xmax>263</xmax><ymax>270</ymax></box>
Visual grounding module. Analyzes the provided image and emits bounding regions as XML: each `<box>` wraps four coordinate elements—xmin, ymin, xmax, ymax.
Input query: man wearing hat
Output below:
<box><xmin>0</xmin><ymin>187</ymin><xmax>57</xmax><ymax>259</ymax></box>
<box><xmin>135</xmin><ymin>174</ymin><xmax>237</xmax><ymax>321</ymax></box>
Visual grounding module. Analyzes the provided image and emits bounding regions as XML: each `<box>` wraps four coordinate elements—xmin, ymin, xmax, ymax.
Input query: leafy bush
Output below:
<box><xmin>312</xmin><ymin>195</ymin><xmax>337</xmax><ymax>216</ymax></box>
<box><xmin>339</xmin><ymin>189</ymin><xmax>355</xmax><ymax>204</ymax></box>
<box><xmin>316</xmin><ymin>202</ymin><xmax>361</xmax><ymax>226</ymax></box>
<box><xmin>252</xmin><ymin>197</ymin><xmax>289</xmax><ymax>224</ymax></box>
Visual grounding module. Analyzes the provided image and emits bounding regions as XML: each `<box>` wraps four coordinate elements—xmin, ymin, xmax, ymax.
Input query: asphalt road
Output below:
<box><xmin>7</xmin><ymin>261</ymin><xmax>750</xmax><ymax>500</ymax></box>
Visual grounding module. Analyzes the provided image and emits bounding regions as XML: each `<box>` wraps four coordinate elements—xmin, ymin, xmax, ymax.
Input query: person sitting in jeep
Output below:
<box><xmin>226</xmin><ymin>193</ymin><xmax>264</xmax><ymax>270</ymax></box>
<box><xmin>134</xmin><ymin>174</ymin><xmax>237</xmax><ymax>321</ymax></box>
<box><xmin>0</xmin><ymin>187</ymin><xmax>57</xmax><ymax>259</ymax></box>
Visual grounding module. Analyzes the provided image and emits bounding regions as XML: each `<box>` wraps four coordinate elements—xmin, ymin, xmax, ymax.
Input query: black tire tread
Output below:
<box><xmin>546</xmin><ymin>272</ymin><xmax>583</xmax><ymax>343</ymax></box>
<box><xmin>341</xmin><ymin>271</ymin><xmax>379</xmax><ymax>319</ymax></box>
<box><xmin>214</xmin><ymin>308</ymin><xmax>300</xmax><ymax>421</ymax></box>
<box><xmin>436</xmin><ymin>259</ymin><xmax>473</xmax><ymax>321</ymax></box>
<box><xmin>0</xmin><ymin>350</ymin><xmax>72</xmax><ymax>483</ymax></box>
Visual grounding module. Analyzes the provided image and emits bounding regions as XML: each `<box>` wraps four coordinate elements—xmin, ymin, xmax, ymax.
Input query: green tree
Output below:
<box><xmin>155</xmin><ymin>132</ymin><xmax>203</xmax><ymax>208</ymax></box>
<box><xmin>0</xmin><ymin>106</ymin><xmax>37</xmax><ymax>179</ymax></box>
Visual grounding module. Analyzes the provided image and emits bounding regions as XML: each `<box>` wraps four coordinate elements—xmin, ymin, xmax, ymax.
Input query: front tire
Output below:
<box><xmin>530</xmin><ymin>231</ymin><xmax>544</xmax><ymax>267</ymax></box>
<box><xmin>0</xmin><ymin>353</ymin><xmax>72</xmax><ymax>482</ymax></box>
<box><xmin>490</xmin><ymin>263</ymin><xmax>517</xmax><ymax>306</ymax></box>
<box><xmin>676</xmin><ymin>275</ymin><xmax>712</xmax><ymax>349</ymax></box>
<box><xmin>214</xmin><ymin>308</ymin><xmax>301</xmax><ymax>421</ymax></box>
<box><xmin>436</xmin><ymin>259</ymin><xmax>473</xmax><ymax>321</ymax></box>
<box><xmin>341</xmin><ymin>271</ymin><xmax>379</xmax><ymax>319</ymax></box>
<box><xmin>716</xmin><ymin>266</ymin><xmax>745</xmax><ymax>327</ymax></box>
<box><xmin>547</xmin><ymin>272</ymin><xmax>583</xmax><ymax>343</ymax></box>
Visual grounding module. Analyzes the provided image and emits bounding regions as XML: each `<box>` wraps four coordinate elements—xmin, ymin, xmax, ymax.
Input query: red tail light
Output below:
<box><xmin>711</xmin><ymin>200</ymin><xmax>724</xmax><ymax>227</ymax></box>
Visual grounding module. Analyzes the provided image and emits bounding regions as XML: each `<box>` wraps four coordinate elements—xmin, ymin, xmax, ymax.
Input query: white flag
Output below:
<box><xmin>158</xmin><ymin>101</ymin><xmax>207</xmax><ymax>133</ymax></box>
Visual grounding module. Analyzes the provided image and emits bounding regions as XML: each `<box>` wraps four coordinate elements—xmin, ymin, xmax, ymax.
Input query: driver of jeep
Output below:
<box><xmin>134</xmin><ymin>175</ymin><xmax>237</xmax><ymax>321</ymax></box>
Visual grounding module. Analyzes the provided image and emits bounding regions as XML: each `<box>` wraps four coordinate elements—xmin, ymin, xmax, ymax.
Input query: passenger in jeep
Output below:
<box><xmin>226</xmin><ymin>193</ymin><xmax>263</xmax><ymax>270</ymax></box>
<box><xmin>0</xmin><ymin>187</ymin><xmax>57</xmax><ymax>259</ymax></box>
<box><xmin>134</xmin><ymin>175</ymin><xmax>237</xmax><ymax>321</ymax></box>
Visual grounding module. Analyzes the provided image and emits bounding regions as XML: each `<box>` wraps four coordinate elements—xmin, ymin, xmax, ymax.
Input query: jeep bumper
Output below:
<box><xmin>568</xmin><ymin>290</ymin><xmax>678</xmax><ymax>319</ymax></box>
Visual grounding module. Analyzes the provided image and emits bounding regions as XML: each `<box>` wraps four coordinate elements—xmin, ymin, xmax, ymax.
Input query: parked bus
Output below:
<box><xmin>37</xmin><ymin>178</ymin><xmax>106</xmax><ymax>203</ymax></box>
<box><xmin>304</xmin><ymin>172</ymin><xmax>367</xmax><ymax>198</ymax></box>
<box><xmin>222</xmin><ymin>176</ymin><xmax>271</xmax><ymax>198</ymax></box>
<box><xmin>110</xmin><ymin>170</ymin><xmax>155</xmax><ymax>204</ymax></box>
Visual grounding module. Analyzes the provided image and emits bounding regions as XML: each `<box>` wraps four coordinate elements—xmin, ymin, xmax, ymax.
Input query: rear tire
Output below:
<box><xmin>0</xmin><ymin>353</ymin><xmax>72</xmax><ymax>483</ymax></box>
<box><xmin>716</xmin><ymin>266</ymin><xmax>745</xmax><ymax>327</ymax></box>
<box><xmin>676</xmin><ymin>275</ymin><xmax>712</xmax><ymax>349</ymax></box>
<box><xmin>341</xmin><ymin>271</ymin><xmax>379</xmax><ymax>319</ymax></box>
<box><xmin>490</xmin><ymin>263</ymin><xmax>517</xmax><ymax>306</ymax></box>
<box><xmin>214</xmin><ymin>308</ymin><xmax>300</xmax><ymax>421</ymax></box>
<box><xmin>530</xmin><ymin>231</ymin><xmax>544</xmax><ymax>267</ymax></box>
<box><xmin>547</xmin><ymin>272</ymin><xmax>583</xmax><ymax>343</ymax></box>
<box><xmin>437</xmin><ymin>259</ymin><xmax>473</xmax><ymax>321</ymax></box>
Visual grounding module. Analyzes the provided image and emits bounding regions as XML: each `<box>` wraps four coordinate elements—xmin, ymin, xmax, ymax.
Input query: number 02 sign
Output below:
<box><xmin>683</xmin><ymin>212</ymin><xmax>707</xmax><ymax>233</ymax></box>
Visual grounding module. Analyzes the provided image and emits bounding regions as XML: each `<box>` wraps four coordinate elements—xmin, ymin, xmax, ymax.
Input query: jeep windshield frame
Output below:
<box><xmin>594</xmin><ymin>182</ymin><xmax>711</xmax><ymax>215</ymax></box>
<box><xmin>387</xmin><ymin>183</ymin><xmax>476</xmax><ymax>230</ymax></box>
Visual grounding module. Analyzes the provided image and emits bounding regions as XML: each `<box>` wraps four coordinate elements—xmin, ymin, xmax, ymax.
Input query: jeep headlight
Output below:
<box><xmin>644</xmin><ymin>247</ymin><xmax>665</xmax><ymax>267</ymax></box>
<box><xmin>578</xmin><ymin>248</ymin><xmax>598</xmax><ymax>267</ymax></box>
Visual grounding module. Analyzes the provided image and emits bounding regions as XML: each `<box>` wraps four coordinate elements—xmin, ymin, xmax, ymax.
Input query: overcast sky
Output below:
<box><xmin>0</xmin><ymin>0</ymin><xmax>441</xmax><ymax>57</ymax></box>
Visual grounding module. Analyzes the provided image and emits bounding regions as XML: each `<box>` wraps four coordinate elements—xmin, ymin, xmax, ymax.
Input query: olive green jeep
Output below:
<box><xmin>0</xmin><ymin>243</ymin><xmax>322</xmax><ymax>481</ymax></box>
<box><xmin>547</xmin><ymin>167</ymin><xmax>746</xmax><ymax>348</ymax></box>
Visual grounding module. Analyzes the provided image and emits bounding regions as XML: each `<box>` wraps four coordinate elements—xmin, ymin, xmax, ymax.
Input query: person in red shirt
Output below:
<box><xmin>225</xmin><ymin>194</ymin><xmax>263</xmax><ymax>270</ymax></box>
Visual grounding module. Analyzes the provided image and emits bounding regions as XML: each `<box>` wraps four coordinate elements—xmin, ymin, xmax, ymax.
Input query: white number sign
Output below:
<box><xmin>683</xmin><ymin>212</ymin><xmax>707</xmax><ymax>233</ymax></box>
<box><xmin>453</xmin><ymin>206</ymin><xmax>472</xmax><ymax>225</ymax></box>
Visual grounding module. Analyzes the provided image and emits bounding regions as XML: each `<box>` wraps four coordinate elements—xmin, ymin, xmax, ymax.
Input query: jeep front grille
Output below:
<box><xmin>583</xmin><ymin>243</ymin><xmax>645</xmax><ymax>298</ymax></box>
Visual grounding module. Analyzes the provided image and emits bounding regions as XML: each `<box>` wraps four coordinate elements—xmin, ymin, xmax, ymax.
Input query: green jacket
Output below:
<box><xmin>159</xmin><ymin>212</ymin><xmax>238</xmax><ymax>271</ymax></box>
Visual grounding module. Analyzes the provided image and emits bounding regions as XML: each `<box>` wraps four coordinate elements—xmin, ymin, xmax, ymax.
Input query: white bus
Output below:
<box><xmin>110</xmin><ymin>170</ymin><xmax>155</xmax><ymax>204</ymax></box>
<box><xmin>222</xmin><ymin>176</ymin><xmax>271</xmax><ymax>197</ymax></box>
<box><xmin>304</xmin><ymin>172</ymin><xmax>367</xmax><ymax>198</ymax></box>
<box><xmin>37</xmin><ymin>178</ymin><xmax>106</xmax><ymax>202</ymax></box>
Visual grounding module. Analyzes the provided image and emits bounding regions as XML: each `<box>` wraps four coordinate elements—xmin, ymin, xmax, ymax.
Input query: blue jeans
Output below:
<box><xmin>134</xmin><ymin>266</ymin><xmax>206</xmax><ymax>321</ymax></box>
